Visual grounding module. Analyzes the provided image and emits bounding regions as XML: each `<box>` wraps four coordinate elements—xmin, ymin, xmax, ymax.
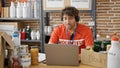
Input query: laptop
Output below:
<box><xmin>44</xmin><ymin>44</ymin><xmax>80</xmax><ymax>66</ymax></box>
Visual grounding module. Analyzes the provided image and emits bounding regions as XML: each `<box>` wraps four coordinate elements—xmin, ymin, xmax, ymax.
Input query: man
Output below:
<box><xmin>48</xmin><ymin>6</ymin><xmax>94</xmax><ymax>59</ymax></box>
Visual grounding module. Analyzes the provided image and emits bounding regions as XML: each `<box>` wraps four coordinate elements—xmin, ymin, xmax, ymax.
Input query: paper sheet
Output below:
<box><xmin>38</xmin><ymin>53</ymin><xmax>46</xmax><ymax>62</ymax></box>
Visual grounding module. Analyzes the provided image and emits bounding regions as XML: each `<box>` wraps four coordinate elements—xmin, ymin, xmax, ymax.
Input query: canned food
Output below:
<box><xmin>19</xmin><ymin>45</ymin><xmax>29</xmax><ymax>54</ymax></box>
<box><xmin>14</xmin><ymin>46</ymin><xmax>19</xmax><ymax>56</ymax></box>
<box><xmin>20</xmin><ymin>53</ymin><xmax>31</xmax><ymax>67</ymax></box>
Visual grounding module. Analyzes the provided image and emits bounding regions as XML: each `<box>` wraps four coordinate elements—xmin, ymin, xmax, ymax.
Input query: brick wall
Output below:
<box><xmin>96</xmin><ymin>0</ymin><xmax>120</xmax><ymax>37</ymax></box>
<box><xmin>50</xmin><ymin>0</ymin><xmax>120</xmax><ymax>37</ymax></box>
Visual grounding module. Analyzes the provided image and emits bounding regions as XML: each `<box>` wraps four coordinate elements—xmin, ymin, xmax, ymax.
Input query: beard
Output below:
<box><xmin>65</xmin><ymin>24</ymin><xmax>72</xmax><ymax>30</ymax></box>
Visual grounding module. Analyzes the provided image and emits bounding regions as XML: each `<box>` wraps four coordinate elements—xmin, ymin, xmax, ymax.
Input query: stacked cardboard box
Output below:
<box><xmin>81</xmin><ymin>49</ymin><xmax>107</xmax><ymax>68</ymax></box>
<box><xmin>0</xmin><ymin>32</ymin><xmax>15</xmax><ymax>68</ymax></box>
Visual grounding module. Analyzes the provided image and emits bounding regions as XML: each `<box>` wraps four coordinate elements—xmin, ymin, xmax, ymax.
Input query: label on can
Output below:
<box><xmin>20</xmin><ymin>53</ymin><xmax>31</xmax><ymax>66</ymax></box>
<box><xmin>19</xmin><ymin>45</ymin><xmax>29</xmax><ymax>54</ymax></box>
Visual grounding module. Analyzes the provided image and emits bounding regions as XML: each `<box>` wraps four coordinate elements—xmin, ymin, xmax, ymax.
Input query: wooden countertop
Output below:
<box><xmin>30</xmin><ymin>63</ymin><xmax>98</xmax><ymax>68</ymax></box>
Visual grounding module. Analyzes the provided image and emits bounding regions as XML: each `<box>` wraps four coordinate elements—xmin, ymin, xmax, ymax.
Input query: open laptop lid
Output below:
<box><xmin>44</xmin><ymin>44</ymin><xmax>80</xmax><ymax>66</ymax></box>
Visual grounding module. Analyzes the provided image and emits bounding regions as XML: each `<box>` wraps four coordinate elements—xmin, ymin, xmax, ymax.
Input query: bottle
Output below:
<box><xmin>23</xmin><ymin>2</ymin><xmax>27</xmax><ymax>18</ymax></box>
<box><xmin>31</xmin><ymin>30</ymin><xmax>37</xmax><ymax>40</ymax></box>
<box><xmin>34</xmin><ymin>0</ymin><xmax>39</xmax><ymax>18</ymax></box>
<box><xmin>34</xmin><ymin>0</ymin><xmax>37</xmax><ymax>18</ymax></box>
<box><xmin>10</xmin><ymin>2</ymin><xmax>15</xmax><ymax>18</ymax></box>
<box><xmin>20</xmin><ymin>2</ymin><xmax>24</xmax><ymax>18</ymax></box>
<box><xmin>27</xmin><ymin>0</ymin><xmax>31</xmax><ymax>18</ymax></box>
<box><xmin>107</xmin><ymin>33</ymin><xmax>120</xmax><ymax>68</ymax></box>
<box><xmin>36</xmin><ymin>30</ymin><xmax>40</xmax><ymax>40</ymax></box>
<box><xmin>30</xmin><ymin>0</ymin><xmax>34</xmax><ymax>18</ymax></box>
<box><xmin>103</xmin><ymin>35</ymin><xmax>111</xmax><ymax>51</ymax></box>
<box><xmin>4</xmin><ymin>49</ymin><xmax>8</xmax><ymax>67</ymax></box>
<box><xmin>26</xmin><ymin>25</ymin><xmax>31</xmax><ymax>40</ymax></box>
<box><xmin>12</xmin><ymin>56</ymin><xmax>20</xmax><ymax>68</ymax></box>
<box><xmin>21</xmin><ymin>28</ymin><xmax>26</xmax><ymax>40</ymax></box>
<box><xmin>16</xmin><ymin>1</ymin><xmax>22</xmax><ymax>18</ymax></box>
<box><xmin>93</xmin><ymin>34</ymin><xmax>102</xmax><ymax>52</ymax></box>
<box><xmin>12</xmin><ymin>28</ymin><xmax>21</xmax><ymax>46</ymax></box>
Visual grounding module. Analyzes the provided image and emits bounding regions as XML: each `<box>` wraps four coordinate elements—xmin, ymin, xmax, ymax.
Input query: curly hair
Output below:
<box><xmin>61</xmin><ymin>6</ymin><xmax>80</xmax><ymax>22</ymax></box>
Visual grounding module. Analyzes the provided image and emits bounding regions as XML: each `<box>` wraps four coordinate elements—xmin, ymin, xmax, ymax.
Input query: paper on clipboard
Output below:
<box><xmin>70</xmin><ymin>0</ymin><xmax>90</xmax><ymax>9</ymax></box>
<box><xmin>46</xmin><ymin>0</ymin><xmax>64</xmax><ymax>8</ymax></box>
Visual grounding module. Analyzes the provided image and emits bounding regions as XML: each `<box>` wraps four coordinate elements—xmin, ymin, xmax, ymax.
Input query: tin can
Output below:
<box><xmin>20</xmin><ymin>53</ymin><xmax>31</xmax><ymax>67</ymax></box>
<box><xmin>19</xmin><ymin>45</ymin><xmax>29</xmax><ymax>54</ymax></box>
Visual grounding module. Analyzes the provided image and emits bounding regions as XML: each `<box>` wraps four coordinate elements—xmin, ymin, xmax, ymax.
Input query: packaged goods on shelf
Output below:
<box><xmin>1</xmin><ymin>7</ymin><xmax>9</xmax><ymax>18</ymax></box>
<box><xmin>0</xmin><ymin>22</ymin><xmax>20</xmax><ymax>36</ymax></box>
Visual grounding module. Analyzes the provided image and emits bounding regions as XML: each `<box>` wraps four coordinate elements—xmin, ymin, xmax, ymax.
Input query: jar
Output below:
<box><xmin>30</xmin><ymin>46</ymin><xmax>39</xmax><ymax>65</ymax></box>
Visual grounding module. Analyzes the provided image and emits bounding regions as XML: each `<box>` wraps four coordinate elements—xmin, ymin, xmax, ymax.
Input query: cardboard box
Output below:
<box><xmin>0</xmin><ymin>32</ymin><xmax>15</xmax><ymax>68</ymax></box>
<box><xmin>1</xmin><ymin>7</ymin><xmax>9</xmax><ymax>18</ymax></box>
<box><xmin>0</xmin><ymin>22</ymin><xmax>21</xmax><ymax>36</ymax></box>
<box><xmin>81</xmin><ymin>49</ymin><xmax>107</xmax><ymax>68</ymax></box>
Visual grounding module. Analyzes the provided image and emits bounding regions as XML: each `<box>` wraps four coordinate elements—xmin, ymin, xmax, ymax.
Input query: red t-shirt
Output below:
<box><xmin>49</xmin><ymin>23</ymin><xmax>94</xmax><ymax>53</ymax></box>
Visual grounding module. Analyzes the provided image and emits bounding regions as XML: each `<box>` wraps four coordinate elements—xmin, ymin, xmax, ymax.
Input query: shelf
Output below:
<box><xmin>45</xmin><ymin>33</ymin><xmax>51</xmax><ymax>36</ymax></box>
<box><xmin>44</xmin><ymin>10</ymin><xmax>92</xmax><ymax>13</ymax></box>
<box><xmin>0</xmin><ymin>18</ymin><xmax>40</xmax><ymax>21</ymax></box>
<box><xmin>21</xmin><ymin>40</ymin><xmax>41</xmax><ymax>43</ymax></box>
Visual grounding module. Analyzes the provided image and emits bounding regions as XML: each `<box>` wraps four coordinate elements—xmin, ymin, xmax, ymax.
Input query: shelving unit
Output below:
<box><xmin>0</xmin><ymin>0</ymin><xmax>96</xmax><ymax>53</ymax></box>
<box><xmin>0</xmin><ymin>18</ymin><xmax>40</xmax><ymax>20</ymax></box>
<box><xmin>0</xmin><ymin>0</ymin><xmax>45</xmax><ymax>53</ymax></box>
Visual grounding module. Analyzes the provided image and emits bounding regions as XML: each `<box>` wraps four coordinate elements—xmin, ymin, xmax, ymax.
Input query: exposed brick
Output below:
<box><xmin>109</xmin><ymin>10</ymin><xmax>120</xmax><ymax>13</ymax></box>
<box><xmin>97</xmin><ymin>13</ymin><xmax>114</xmax><ymax>16</ymax></box>
<box><xmin>111</xmin><ymin>0</ymin><xmax>120</xmax><ymax>2</ymax></box>
<box><xmin>110</xmin><ymin>17</ymin><xmax>120</xmax><ymax>19</ymax></box>
<box><xmin>96</xmin><ymin>10</ymin><xmax>108</xmax><ymax>13</ymax></box>
<box><xmin>96</xmin><ymin>6</ymin><xmax>111</xmax><ymax>10</ymax></box>
<box><xmin>97</xmin><ymin>2</ymin><xmax>114</xmax><ymax>6</ymax></box>
<box><xmin>83</xmin><ymin>13</ymin><xmax>91</xmax><ymax>16</ymax></box>
<box><xmin>97</xmin><ymin>0</ymin><xmax>109</xmax><ymax>2</ymax></box>
<box><xmin>96</xmin><ymin>20</ymin><xmax>111</xmax><ymax>22</ymax></box>
<box><xmin>115</xmin><ymin>14</ymin><xmax>120</xmax><ymax>16</ymax></box>
<box><xmin>96</xmin><ymin>17</ymin><xmax>109</xmax><ymax>19</ymax></box>
<box><xmin>116</xmin><ymin>2</ymin><xmax>120</xmax><ymax>4</ymax></box>
<box><xmin>113</xmin><ymin>7</ymin><xmax>120</xmax><ymax>10</ymax></box>
<box><xmin>79</xmin><ymin>13</ymin><xmax>84</xmax><ymax>16</ymax></box>
<box><xmin>112</xmin><ymin>20</ymin><xmax>120</xmax><ymax>22</ymax></box>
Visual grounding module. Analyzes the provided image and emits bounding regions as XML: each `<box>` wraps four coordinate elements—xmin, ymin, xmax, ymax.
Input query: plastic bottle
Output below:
<box><xmin>12</xmin><ymin>56</ymin><xmax>20</xmax><ymax>68</ymax></box>
<box><xmin>34</xmin><ymin>0</ymin><xmax>37</xmax><ymax>18</ymax></box>
<box><xmin>30</xmin><ymin>0</ymin><xmax>34</xmax><ymax>18</ymax></box>
<box><xmin>36</xmin><ymin>30</ymin><xmax>40</xmax><ymax>40</ymax></box>
<box><xmin>20</xmin><ymin>2</ymin><xmax>24</xmax><ymax>18</ymax></box>
<box><xmin>107</xmin><ymin>33</ymin><xmax>120</xmax><ymax>68</ymax></box>
<box><xmin>23</xmin><ymin>2</ymin><xmax>27</xmax><ymax>18</ymax></box>
<box><xmin>26</xmin><ymin>25</ymin><xmax>31</xmax><ymax>40</ymax></box>
<box><xmin>12</xmin><ymin>28</ymin><xmax>21</xmax><ymax>46</ymax></box>
<box><xmin>31</xmin><ymin>30</ymin><xmax>36</xmax><ymax>40</ymax></box>
<box><xmin>21</xmin><ymin>28</ymin><xmax>26</xmax><ymax>40</ymax></box>
<box><xmin>10</xmin><ymin>2</ymin><xmax>15</xmax><ymax>18</ymax></box>
<box><xmin>27</xmin><ymin>0</ymin><xmax>31</xmax><ymax>18</ymax></box>
<box><xmin>16</xmin><ymin>1</ymin><xmax>22</xmax><ymax>18</ymax></box>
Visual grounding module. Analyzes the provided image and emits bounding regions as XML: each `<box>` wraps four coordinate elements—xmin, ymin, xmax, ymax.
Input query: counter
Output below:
<box><xmin>30</xmin><ymin>63</ymin><xmax>98</xmax><ymax>68</ymax></box>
